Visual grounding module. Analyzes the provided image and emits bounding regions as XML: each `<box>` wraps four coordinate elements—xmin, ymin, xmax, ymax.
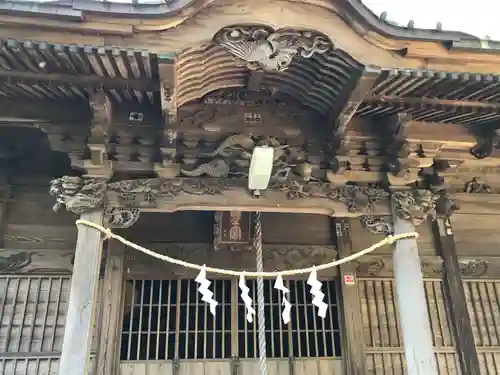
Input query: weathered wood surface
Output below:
<box><xmin>463</xmin><ymin>280</ymin><xmax>500</xmax><ymax>374</ymax></box>
<box><xmin>433</xmin><ymin>217</ymin><xmax>481</xmax><ymax>375</ymax></box>
<box><xmin>0</xmin><ymin>248</ymin><xmax>74</xmax><ymax>274</ymax></box>
<box><xmin>96</xmin><ymin>242</ymin><xmax>125</xmax><ymax>375</ymax></box>
<box><xmin>107</xmin><ymin>183</ymin><xmax>390</xmax><ymax>217</ymax></box>
<box><xmin>359</xmin><ymin>278</ymin><xmax>459</xmax><ymax>375</ymax></box>
<box><xmin>391</xmin><ymin>199</ymin><xmax>438</xmax><ymax>375</ymax></box>
<box><xmin>119</xmin><ymin>359</ymin><xmax>342</xmax><ymax>375</ymax></box>
<box><xmin>3</xmin><ymin>183</ymin><xmax>76</xmax><ymax>250</ymax></box>
<box><xmin>452</xmin><ymin>213</ymin><xmax>500</xmax><ymax>257</ymax></box>
<box><xmin>350</xmin><ymin>217</ymin><xmax>435</xmax><ymax>256</ymax></box>
<box><xmin>1</xmin><ymin>1</ymin><xmax>500</xmax><ymax>76</ymax></box>
<box><xmin>129</xmin><ymin>212</ymin><xmax>334</xmax><ymax>245</ymax></box>
<box><xmin>0</xmin><ymin>274</ymin><xmax>102</xmax><ymax>375</ymax></box>
<box><xmin>336</xmin><ymin>219</ymin><xmax>366</xmax><ymax>375</ymax></box>
<box><xmin>176</xmin><ymin>94</ymin><xmax>325</xmax><ymax>135</ymax></box>
<box><xmin>124</xmin><ymin>242</ymin><xmax>337</xmax><ymax>279</ymax></box>
<box><xmin>58</xmin><ymin>211</ymin><xmax>104</xmax><ymax>375</ymax></box>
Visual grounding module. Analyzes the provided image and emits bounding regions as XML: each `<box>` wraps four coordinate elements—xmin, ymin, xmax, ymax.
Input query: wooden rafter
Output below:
<box><xmin>331</xmin><ymin>66</ymin><xmax>381</xmax><ymax>157</ymax></box>
<box><xmin>0</xmin><ymin>69</ymin><xmax>156</xmax><ymax>90</ymax></box>
<box><xmin>364</xmin><ymin>95</ymin><xmax>500</xmax><ymax>111</ymax></box>
<box><xmin>334</xmin><ymin>66</ymin><xmax>382</xmax><ymax>135</ymax></box>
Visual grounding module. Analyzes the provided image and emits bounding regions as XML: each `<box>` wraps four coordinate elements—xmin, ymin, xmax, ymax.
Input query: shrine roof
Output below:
<box><xmin>0</xmin><ymin>0</ymin><xmax>497</xmax><ymax>51</ymax></box>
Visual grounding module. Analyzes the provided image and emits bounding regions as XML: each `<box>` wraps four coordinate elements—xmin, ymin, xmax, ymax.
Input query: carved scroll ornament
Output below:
<box><xmin>360</xmin><ymin>215</ymin><xmax>393</xmax><ymax>235</ymax></box>
<box><xmin>104</xmin><ymin>207</ymin><xmax>140</xmax><ymax>229</ymax></box>
<box><xmin>465</xmin><ymin>178</ymin><xmax>492</xmax><ymax>194</ymax></box>
<box><xmin>214</xmin><ymin>25</ymin><xmax>333</xmax><ymax>72</ymax></box>
<box><xmin>391</xmin><ymin>190</ymin><xmax>439</xmax><ymax>226</ymax></box>
<box><xmin>106</xmin><ymin>177</ymin><xmax>389</xmax><ymax>214</ymax></box>
<box><xmin>355</xmin><ymin>258</ymin><xmax>488</xmax><ymax>278</ymax></box>
<box><xmin>49</xmin><ymin>176</ymin><xmax>106</xmax><ymax>214</ymax></box>
<box><xmin>49</xmin><ymin>176</ymin><xmax>140</xmax><ymax>228</ymax></box>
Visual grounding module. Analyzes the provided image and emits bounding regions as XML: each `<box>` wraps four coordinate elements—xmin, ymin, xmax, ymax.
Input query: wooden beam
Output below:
<box><xmin>391</xmin><ymin>197</ymin><xmax>438</xmax><ymax>375</ymax></box>
<box><xmin>106</xmin><ymin>178</ymin><xmax>391</xmax><ymax>217</ymax></box>
<box><xmin>432</xmin><ymin>217</ymin><xmax>480</xmax><ymax>375</ymax></box>
<box><xmin>96</xmin><ymin>241</ymin><xmax>125</xmax><ymax>375</ymax></box>
<box><xmin>0</xmin><ymin>69</ymin><xmax>156</xmax><ymax>90</ymax></box>
<box><xmin>335</xmin><ymin>218</ymin><xmax>367</xmax><ymax>375</ymax></box>
<box><xmin>0</xmin><ymin>97</ymin><xmax>91</xmax><ymax>122</ymax></box>
<box><xmin>334</xmin><ymin>66</ymin><xmax>382</xmax><ymax>136</ymax></box>
<box><xmin>83</xmin><ymin>90</ymin><xmax>113</xmax><ymax>178</ymax></box>
<box><xmin>156</xmin><ymin>60</ymin><xmax>180</xmax><ymax>178</ymax></box>
<box><xmin>58</xmin><ymin>210</ymin><xmax>104</xmax><ymax>375</ymax></box>
<box><xmin>364</xmin><ymin>95</ymin><xmax>500</xmax><ymax>111</ymax></box>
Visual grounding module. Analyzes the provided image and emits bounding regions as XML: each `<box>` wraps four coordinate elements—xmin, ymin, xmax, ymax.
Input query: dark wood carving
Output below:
<box><xmin>355</xmin><ymin>255</ymin><xmax>492</xmax><ymax>278</ymax></box>
<box><xmin>0</xmin><ymin>249</ymin><xmax>74</xmax><ymax>274</ymax></box>
<box><xmin>176</xmin><ymin>88</ymin><xmax>326</xmax><ymax>138</ymax></box>
<box><xmin>124</xmin><ymin>243</ymin><xmax>337</xmax><ymax>279</ymax></box>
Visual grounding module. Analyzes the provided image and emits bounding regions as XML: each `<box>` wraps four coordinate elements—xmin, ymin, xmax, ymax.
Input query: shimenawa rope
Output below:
<box><xmin>75</xmin><ymin>219</ymin><xmax>418</xmax><ymax>278</ymax></box>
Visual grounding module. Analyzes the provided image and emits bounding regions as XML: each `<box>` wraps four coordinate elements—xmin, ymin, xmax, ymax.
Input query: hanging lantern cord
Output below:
<box><xmin>253</xmin><ymin>212</ymin><xmax>268</xmax><ymax>375</ymax></box>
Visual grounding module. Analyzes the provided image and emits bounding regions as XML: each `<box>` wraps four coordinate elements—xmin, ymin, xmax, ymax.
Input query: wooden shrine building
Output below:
<box><xmin>2</xmin><ymin>1</ymin><xmax>500</xmax><ymax>375</ymax></box>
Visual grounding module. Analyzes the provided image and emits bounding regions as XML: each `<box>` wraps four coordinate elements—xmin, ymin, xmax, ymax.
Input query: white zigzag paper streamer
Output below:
<box><xmin>239</xmin><ymin>275</ymin><xmax>256</xmax><ymax>323</ymax></box>
<box><xmin>195</xmin><ymin>265</ymin><xmax>219</xmax><ymax>316</ymax></box>
<box><xmin>307</xmin><ymin>269</ymin><xmax>328</xmax><ymax>318</ymax></box>
<box><xmin>274</xmin><ymin>275</ymin><xmax>291</xmax><ymax>324</ymax></box>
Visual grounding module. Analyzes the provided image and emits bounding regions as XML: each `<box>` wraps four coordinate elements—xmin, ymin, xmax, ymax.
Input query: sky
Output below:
<box><xmin>362</xmin><ymin>0</ymin><xmax>500</xmax><ymax>40</ymax></box>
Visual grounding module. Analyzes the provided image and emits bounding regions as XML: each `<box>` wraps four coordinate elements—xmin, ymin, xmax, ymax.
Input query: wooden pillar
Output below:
<box><xmin>432</xmin><ymin>217</ymin><xmax>480</xmax><ymax>375</ymax></box>
<box><xmin>0</xmin><ymin>177</ymin><xmax>8</xmax><ymax>248</ymax></box>
<box><xmin>58</xmin><ymin>210</ymin><xmax>104</xmax><ymax>375</ymax></box>
<box><xmin>391</xmin><ymin>198</ymin><xmax>438</xmax><ymax>375</ymax></box>
<box><xmin>335</xmin><ymin>218</ymin><xmax>367</xmax><ymax>375</ymax></box>
<box><xmin>96</xmin><ymin>241</ymin><xmax>125</xmax><ymax>375</ymax></box>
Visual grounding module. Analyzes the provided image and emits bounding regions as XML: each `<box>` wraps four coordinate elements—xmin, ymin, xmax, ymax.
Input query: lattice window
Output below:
<box><xmin>0</xmin><ymin>276</ymin><xmax>70</xmax><ymax>354</ymax></box>
<box><xmin>0</xmin><ymin>275</ymin><xmax>74</xmax><ymax>375</ymax></box>
<box><xmin>121</xmin><ymin>278</ymin><xmax>342</xmax><ymax>361</ymax></box>
<box><xmin>120</xmin><ymin>279</ymin><xmax>232</xmax><ymax>361</ymax></box>
<box><xmin>237</xmin><ymin>279</ymin><xmax>342</xmax><ymax>358</ymax></box>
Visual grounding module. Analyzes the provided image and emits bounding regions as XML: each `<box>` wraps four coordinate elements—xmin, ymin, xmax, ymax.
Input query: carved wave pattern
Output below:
<box><xmin>176</xmin><ymin>43</ymin><xmax>363</xmax><ymax>116</ymax></box>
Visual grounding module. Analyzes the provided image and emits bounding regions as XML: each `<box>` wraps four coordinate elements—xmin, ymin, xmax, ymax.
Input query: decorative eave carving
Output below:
<box><xmin>464</xmin><ymin>178</ymin><xmax>492</xmax><ymax>194</ymax></box>
<box><xmin>49</xmin><ymin>176</ymin><xmax>106</xmax><ymax>214</ymax></box>
<box><xmin>49</xmin><ymin>176</ymin><xmax>140</xmax><ymax>228</ymax></box>
<box><xmin>391</xmin><ymin>190</ymin><xmax>439</xmax><ymax>225</ymax></box>
<box><xmin>213</xmin><ymin>25</ymin><xmax>333</xmax><ymax>72</ymax></box>
<box><xmin>106</xmin><ymin>178</ymin><xmax>390</xmax><ymax>215</ymax></box>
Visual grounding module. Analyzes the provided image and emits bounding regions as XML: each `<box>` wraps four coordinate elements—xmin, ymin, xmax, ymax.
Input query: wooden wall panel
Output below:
<box><xmin>3</xmin><ymin>183</ymin><xmax>76</xmax><ymax>250</ymax></box>
<box><xmin>349</xmin><ymin>218</ymin><xmax>436</xmax><ymax>257</ymax></box>
<box><xmin>464</xmin><ymin>280</ymin><xmax>500</xmax><ymax>374</ymax></box>
<box><xmin>359</xmin><ymin>279</ymin><xmax>454</xmax><ymax>349</ymax></box>
<box><xmin>366</xmin><ymin>353</ymin><xmax>460</xmax><ymax>375</ymax></box>
<box><xmin>0</xmin><ymin>275</ymin><xmax>102</xmax><ymax>375</ymax></box>
<box><xmin>119</xmin><ymin>359</ymin><xmax>342</xmax><ymax>375</ymax></box>
<box><xmin>129</xmin><ymin>212</ymin><xmax>333</xmax><ymax>245</ymax></box>
<box><xmin>452</xmin><ymin>214</ymin><xmax>500</xmax><ymax>257</ymax></box>
<box><xmin>477</xmin><ymin>352</ymin><xmax>500</xmax><ymax>375</ymax></box>
<box><xmin>359</xmin><ymin>279</ymin><xmax>458</xmax><ymax>375</ymax></box>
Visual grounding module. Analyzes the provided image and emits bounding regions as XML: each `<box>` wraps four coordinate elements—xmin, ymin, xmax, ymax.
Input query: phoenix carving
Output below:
<box><xmin>214</xmin><ymin>25</ymin><xmax>333</xmax><ymax>72</ymax></box>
